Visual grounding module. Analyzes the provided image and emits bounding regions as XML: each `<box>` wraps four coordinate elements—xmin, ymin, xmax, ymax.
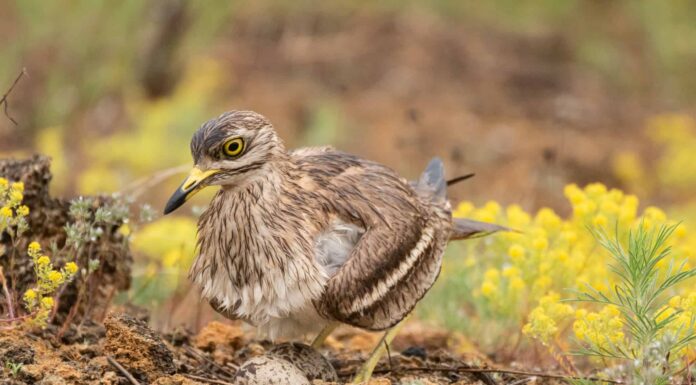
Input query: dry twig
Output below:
<box><xmin>0</xmin><ymin>266</ymin><xmax>15</xmax><ymax>319</ymax></box>
<box><xmin>362</xmin><ymin>365</ymin><xmax>625</xmax><ymax>384</ymax></box>
<box><xmin>119</xmin><ymin>164</ymin><xmax>190</xmax><ymax>199</ymax></box>
<box><xmin>106</xmin><ymin>355</ymin><xmax>141</xmax><ymax>385</ymax></box>
<box><xmin>184</xmin><ymin>345</ymin><xmax>236</xmax><ymax>378</ymax></box>
<box><xmin>182</xmin><ymin>373</ymin><xmax>234</xmax><ymax>385</ymax></box>
<box><xmin>0</xmin><ymin>68</ymin><xmax>27</xmax><ymax>126</ymax></box>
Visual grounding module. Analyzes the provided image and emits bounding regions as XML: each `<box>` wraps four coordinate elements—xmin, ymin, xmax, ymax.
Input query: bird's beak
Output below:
<box><xmin>163</xmin><ymin>167</ymin><xmax>220</xmax><ymax>215</ymax></box>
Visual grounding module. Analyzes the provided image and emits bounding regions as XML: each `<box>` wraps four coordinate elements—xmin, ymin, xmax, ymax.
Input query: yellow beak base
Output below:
<box><xmin>163</xmin><ymin>167</ymin><xmax>219</xmax><ymax>214</ymax></box>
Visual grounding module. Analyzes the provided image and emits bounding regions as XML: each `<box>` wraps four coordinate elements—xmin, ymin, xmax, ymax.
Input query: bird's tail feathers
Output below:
<box><xmin>416</xmin><ymin>157</ymin><xmax>447</xmax><ymax>202</ymax></box>
<box><xmin>446</xmin><ymin>173</ymin><xmax>475</xmax><ymax>187</ymax></box>
<box><xmin>450</xmin><ymin>218</ymin><xmax>511</xmax><ymax>240</ymax></box>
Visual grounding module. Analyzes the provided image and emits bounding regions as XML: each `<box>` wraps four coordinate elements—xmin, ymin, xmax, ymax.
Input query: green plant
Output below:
<box><xmin>0</xmin><ymin>178</ymin><xmax>148</xmax><ymax>330</ymax></box>
<box><xmin>4</xmin><ymin>360</ymin><xmax>23</xmax><ymax>377</ymax></box>
<box><xmin>22</xmin><ymin>241</ymin><xmax>77</xmax><ymax>327</ymax></box>
<box><xmin>572</xmin><ymin>224</ymin><xmax>696</xmax><ymax>384</ymax></box>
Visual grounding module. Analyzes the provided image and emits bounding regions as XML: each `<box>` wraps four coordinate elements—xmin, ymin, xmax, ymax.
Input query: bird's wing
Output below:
<box><xmin>294</xmin><ymin>151</ymin><xmax>451</xmax><ymax>330</ymax></box>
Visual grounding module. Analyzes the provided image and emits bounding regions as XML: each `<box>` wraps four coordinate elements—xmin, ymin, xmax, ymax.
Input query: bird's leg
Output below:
<box><xmin>352</xmin><ymin>320</ymin><xmax>406</xmax><ymax>383</ymax></box>
<box><xmin>311</xmin><ymin>321</ymin><xmax>340</xmax><ymax>348</ymax></box>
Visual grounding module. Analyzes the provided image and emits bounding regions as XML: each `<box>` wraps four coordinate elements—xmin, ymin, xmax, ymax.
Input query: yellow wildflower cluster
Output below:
<box><xmin>573</xmin><ymin>305</ymin><xmax>625</xmax><ymax>350</ymax></box>
<box><xmin>0</xmin><ymin>178</ymin><xmax>29</xmax><ymax>236</ymax></box>
<box><xmin>23</xmin><ymin>242</ymin><xmax>78</xmax><ymax>327</ymax></box>
<box><xmin>613</xmin><ymin>114</ymin><xmax>696</xmax><ymax>195</ymax></box>
<box><xmin>647</xmin><ymin>114</ymin><xmax>696</xmax><ymax>191</ymax></box>
<box><xmin>522</xmin><ymin>292</ymin><xmax>573</xmax><ymax>344</ymax></box>
<box><xmin>658</xmin><ymin>294</ymin><xmax>696</xmax><ymax>347</ymax></box>
<box><xmin>129</xmin><ymin>217</ymin><xmax>198</xmax><ymax>304</ymax></box>
<box><xmin>450</xmin><ymin>182</ymin><xmax>695</xmax><ymax>349</ymax></box>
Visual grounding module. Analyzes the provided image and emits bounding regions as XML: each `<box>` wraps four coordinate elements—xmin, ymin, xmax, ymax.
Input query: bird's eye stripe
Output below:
<box><xmin>223</xmin><ymin>138</ymin><xmax>245</xmax><ymax>157</ymax></box>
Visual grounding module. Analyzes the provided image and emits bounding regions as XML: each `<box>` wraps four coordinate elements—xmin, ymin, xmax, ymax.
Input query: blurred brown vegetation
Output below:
<box><xmin>2</xmin><ymin>1</ymin><xmax>695</xmax><ymax>205</ymax></box>
<box><xmin>1</xmin><ymin>0</ymin><xmax>695</xmax><ymax>332</ymax></box>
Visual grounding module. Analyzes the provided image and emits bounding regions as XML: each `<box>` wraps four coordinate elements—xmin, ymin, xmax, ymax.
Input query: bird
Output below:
<box><xmin>163</xmin><ymin>110</ymin><xmax>503</xmax><ymax>382</ymax></box>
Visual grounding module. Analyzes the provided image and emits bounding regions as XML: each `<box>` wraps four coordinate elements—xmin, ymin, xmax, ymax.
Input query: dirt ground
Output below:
<box><xmin>0</xmin><ymin>312</ymin><xmax>566</xmax><ymax>384</ymax></box>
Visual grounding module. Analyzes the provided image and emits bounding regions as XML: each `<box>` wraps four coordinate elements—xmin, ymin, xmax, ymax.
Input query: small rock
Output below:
<box><xmin>194</xmin><ymin>321</ymin><xmax>245</xmax><ymax>351</ymax></box>
<box><xmin>401</xmin><ymin>346</ymin><xmax>427</xmax><ymax>360</ymax></box>
<box><xmin>104</xmin><ymin>313</ymin><xmax>176</xmax><ymax>383</ymax></box>
<box><xmin>268</xmin><ymin>343</ymin><xmax>337</xmax><ymax>382</ymax></box>
<box><xmin>0</xmin><ymin>336</ymin><xmax>35</xmax><ymax>364</ymax></box>
<box><xmin>233</xmin><ymin>356</ymin><xmax>310</xmax><ymax>385</ymax></box>
<box><xmin>37</xmin><ymin>374</ymin><xmax>67</xmax><ymax>385</ymax></box>
<box><xmin>18</xmin><ymin>364</ymin><xmax>44</xmax><ymax>382</ymax></box>
<box><xmin>99</xmin><ymin>371</ymin><xmax>120</xmax><ymax>385</ymax></box>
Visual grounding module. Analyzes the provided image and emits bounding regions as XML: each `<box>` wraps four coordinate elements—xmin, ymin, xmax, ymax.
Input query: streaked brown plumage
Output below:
<box><xmin>164</xmin><ymin>110</ymin><xmax>501</xmax><ymax>342</ymax></box>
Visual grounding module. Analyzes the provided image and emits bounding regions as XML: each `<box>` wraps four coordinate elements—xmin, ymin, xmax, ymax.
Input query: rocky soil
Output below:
<box><xmin>1</xmin><ymin>312</ymin><xmax>565</xmax><ymax>384</ymax></box>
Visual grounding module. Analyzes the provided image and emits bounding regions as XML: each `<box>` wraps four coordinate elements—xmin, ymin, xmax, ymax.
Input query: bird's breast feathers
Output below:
<box><xmin>190</xmin><ymin>191</ymin><xmax>360</xmax><ymax>339</ymax></box>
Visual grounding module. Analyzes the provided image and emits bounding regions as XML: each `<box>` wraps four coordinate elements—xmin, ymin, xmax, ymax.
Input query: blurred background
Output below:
<box><xmin>1</xmin><ymin>0</ymin><xmax>696</xmax><ymax>348</ymax></box>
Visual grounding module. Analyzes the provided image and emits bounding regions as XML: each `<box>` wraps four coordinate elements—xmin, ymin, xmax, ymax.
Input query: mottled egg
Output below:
<box><xmin>232</xmin><ymin>355</ymin><xmax>310</xmax><ymax>385</ymax></box>
<box><xmin>268</xmin><ymin>343</ymin><xmax>338</xmax><ymax>382</ymax></box>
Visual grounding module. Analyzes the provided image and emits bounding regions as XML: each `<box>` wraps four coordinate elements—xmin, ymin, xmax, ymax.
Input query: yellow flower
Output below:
<box><xmin>0</xmin><ymin>206</ymin><xmax>12</xmax><ymax>218</ymax></box>
<box><xmin>585</xmin><ymin>183</ymin><xmax>607</xmax><ymax>198</ymax></box>
<box><xmin>592</xmin><ymin>214</ymin><xmax>608</xmax><ymax>227</ymax></box>
<box><xmin>564</xmin><ymin>184</ymin><xmax>585</xmax><ymax>205</ymax></box>
<box><xmin>507</xmin><ymin>205</ymin><xmax>531</xmax><ymax>227</ymax></box>
<box><xmin>0</xmin><ymin>177</ymin><xmax>7</xmax><ymax>190</ymax></box>
<box><xmin>41</xmin><ymin>297</ymin><xmax>54</xmax><ymax>308</ymax></box>
<box><xmin>483</xmin><ymin>201</ymin><xmax>501</xmax><ymax>216</ymax></box>
<box><xmin>118</xmin><ymin>224</ymin><xmax>131</xmax><ymax>237</ymax></box>
<box><xmin>47</xmin><ymin>270</ymin><xmax>63</xmax><ymax>283</ymax></box>
<box><xmin>536</xmin><ymin>208</ymin><xmax>561</xmax><ymax>229</ymax></box>
<box><xmin>23</xmin><ymin>289</ymin><xmax>37</xmax><ymax>302</ymax></box>
<box><xmin>600</xmin><ymin>200</ymin><xmax>619</xmax><ymax>214</ymax></box>
<box><xmin>453</xmin><ymin>201</ymin><xmax>474</xmax><ymax>218</ymax></box>
<box><xmin>502</xmin><ymin>266</ymin><xmax>521</xmax><ymax>278</ymax></box>
<box><xmin>28</xmin><ymin>241</ymin><xmax>41</xmax><ymax>254</ymax></box>
<box><xmin>16</xmin><ymin>205</ymin><xmax>29</xmax><ymax>216</ymax></box>
<box><xmin>675</xmin><ymin>224</ymin><xmax>687</xmax><ymax>238</ymax></box>
<box><xmin>560</xmin><ymin>230</ymin><xmax>577</xmax><ymax>243</ymax></box>
<box><xmin>36</xmin><ymin>256</ymin><xmax>50</xmax><ymax>266</ymax></box>
<box><xmin>484</xmin><ymin>268</ymin><xmax>500</xmax><ymax>281</ymax></box>
<box><xmin>574</xmin><ymin>305</ymin><xmax>626</xmax><ymax>349</ymax></box>
<box><xmin>509</xmin><ymin>277</ymin><xmax>525</xmax><ymax>291</ymax></box>
<box><xmin>508</xmin><ymin>244</ymin><xmax>525</xmax><ymax>261</ymax></box>
<box><xmin>9</xmin><ymin>190</ymin><xmax>23</xmax><ymax>204</ymax></box>
<box><xmin>644</xmin><ymin>206</ymin><xmax>667</xmax><ymax>223</ymax></box>
<box><xmin>480</xmin><ymin>281</ymin><xmax>497</xmax><ymax>297</ymax></box>
<box><xmin>10</xmin><ymin>182</ymin><xmax>24</xmax><ymax>193</ymax></box>
<box><xmin>532</xmin><ymin>237</ymin><xmax>548</xmax><ymax>251</ymax></box>
<box><xmin>65</xmin><ymin>262</ymin><xmax>78</xmax><ymax>274</ymax></box>
<box><xmin>523</xmin><ymin>308</ymin><xmax>557</xmax><ymax>343</ymax></box>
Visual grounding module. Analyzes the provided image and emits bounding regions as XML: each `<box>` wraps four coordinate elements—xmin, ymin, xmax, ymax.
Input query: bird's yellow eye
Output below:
<box><xmin>223</xmin><ymin>138</ymin><xmax>245</xmax><ymax>157</ymax></box>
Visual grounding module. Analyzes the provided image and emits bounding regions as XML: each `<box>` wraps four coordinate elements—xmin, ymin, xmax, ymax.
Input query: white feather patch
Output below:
<box><xmin>314</xmin><ymin>221</ymin><xmax>364</xmax><ymax>276</ymax></box>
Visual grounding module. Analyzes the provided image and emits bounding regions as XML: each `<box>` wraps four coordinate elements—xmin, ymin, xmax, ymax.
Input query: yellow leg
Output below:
<box><xmin>352</xmin><ymin>320</ymin><xmax>407</xmax><ymax>384</ymax></box>
<box><xmin>311</xmin><ymin>321</ymin><xmax>340</xmax><ymax>348</ymax></box>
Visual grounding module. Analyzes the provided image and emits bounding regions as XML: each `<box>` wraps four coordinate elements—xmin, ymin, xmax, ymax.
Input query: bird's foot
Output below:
<box><xmin>311</xmin><ymin>321</ymin><xmax>340</xmax><ymax>349</ymax></box>
<box><xmin>350</xmin><ymin>319</ymin><xmax>406</xmax><ymax>383</ymax></box>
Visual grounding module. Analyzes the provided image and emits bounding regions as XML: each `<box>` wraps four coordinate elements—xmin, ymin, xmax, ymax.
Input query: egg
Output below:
<box><xmin>232</xmin><ymin>355</ymin><xmax>310</xmax><ymax>385</ymax></box>
<box><xmin>268</xmin><ymin>343</ymin><xmax>338</xmax><ymax>382</ymax></box>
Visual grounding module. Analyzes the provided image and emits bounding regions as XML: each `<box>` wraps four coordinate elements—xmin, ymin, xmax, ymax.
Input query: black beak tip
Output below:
<box><xmin>163</xmin><ymin>190</ymin><xmax>187</xmax><ymax>215</ymax></box>
<box><xmin>163</xmin><ymin>204</ymin><xmax>175</xmax><ymax>216</ymax></box>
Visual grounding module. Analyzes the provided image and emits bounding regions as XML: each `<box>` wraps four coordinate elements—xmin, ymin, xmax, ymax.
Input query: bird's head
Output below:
<box><xmin>164</xmin><ymin>110</ymin><xmax>284</xmax><ymax>215</ymax></box>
